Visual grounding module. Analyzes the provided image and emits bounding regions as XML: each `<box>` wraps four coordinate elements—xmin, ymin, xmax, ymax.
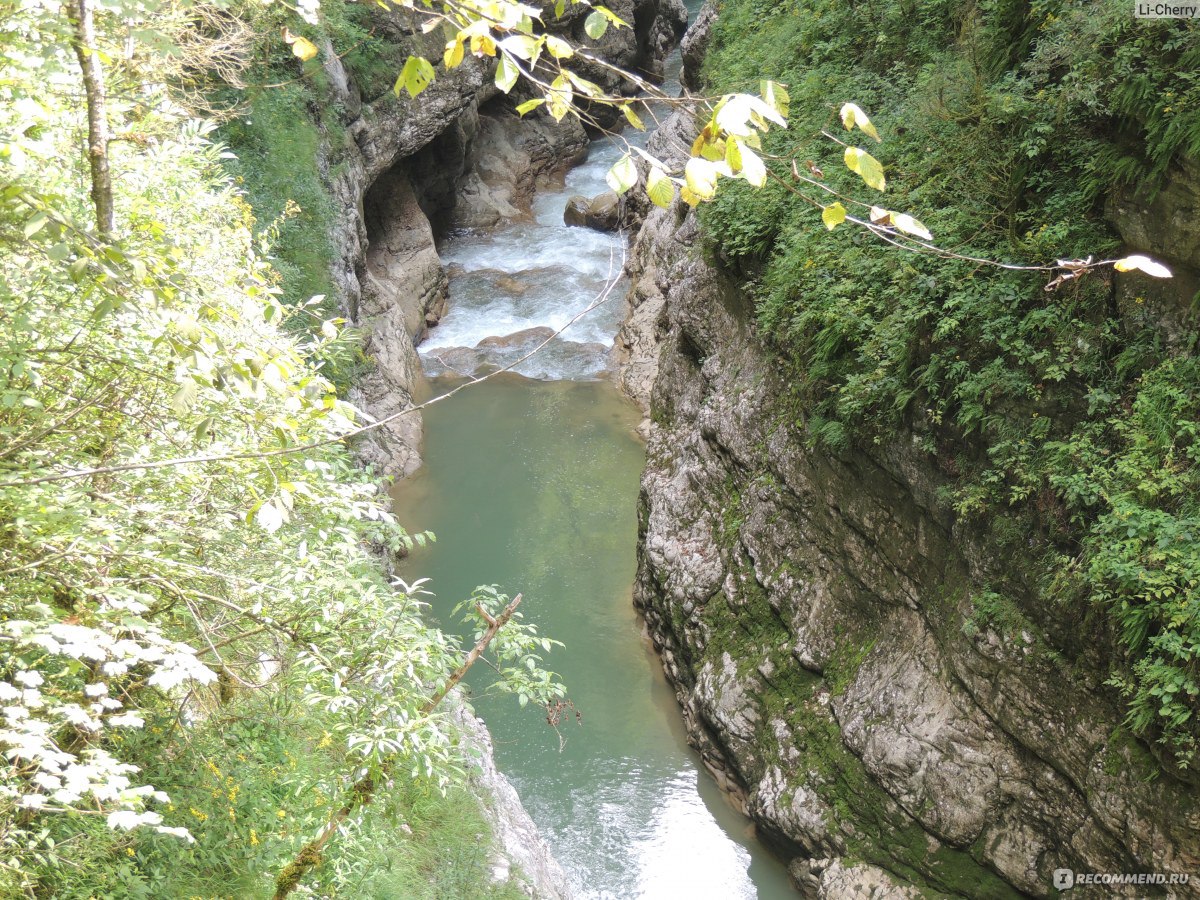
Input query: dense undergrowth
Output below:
<box><xmin>0</xmin><ymin>1</ymin><xmax>554</xmax><ymax>895</ymax></box>
<box><xmin>698</xmin><ymin>0</ymin><xmax>1200</xmax><ymax>768</ymax></box>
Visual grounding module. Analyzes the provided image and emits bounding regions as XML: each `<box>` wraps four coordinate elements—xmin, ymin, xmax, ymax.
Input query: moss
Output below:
<box><xmin>1103</xmin><ymin>726</ymin><xmax>1163</xmax><ymax>782</ymax></box>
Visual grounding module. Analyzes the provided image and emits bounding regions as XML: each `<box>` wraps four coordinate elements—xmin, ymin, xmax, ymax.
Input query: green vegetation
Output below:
<box><xmin>698</xmin><ymin>0</ymin><xmax>1200</xmax><ymax>768</ymax></box>
<box><xmin>0</xmin><ymin>1</ymin><xmax>565</xmax><ymax>895</ymax></box>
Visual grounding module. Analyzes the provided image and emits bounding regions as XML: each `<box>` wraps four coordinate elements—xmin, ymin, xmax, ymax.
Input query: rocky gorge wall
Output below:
<box><xmin>315</xmin><ymin>0</ymin><xmax>684</xmax><ymax>479</ymax></box>
<box><xmin>304</xmin><ymin>5</ymin><xmax>683</xmax><ymax>895</ymax></box>
<box><xmin>615</xmin><ymin>14</ymin><xmax>1200</xmax><ymax>898</ymax></box>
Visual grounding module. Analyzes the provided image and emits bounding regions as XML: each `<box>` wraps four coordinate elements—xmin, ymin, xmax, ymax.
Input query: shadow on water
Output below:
<box><xmin>391</xmin><ymin>375</ymin><xmax>796</xmax><ymax>898</ymax></box>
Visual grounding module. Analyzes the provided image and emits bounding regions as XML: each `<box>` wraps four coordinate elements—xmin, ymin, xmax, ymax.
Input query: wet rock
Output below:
<box><xmin>1106</xmin><ymin>155</ymin><xmax>1200</xmax><ymax>350</ymax></box>
<box><xmin>680</xmin><ymin>0</ymin><xmax>718</xmax><ymax>91</ymax></box>
<box><xmin>476</xmin><ymin>326</ymin><xmax>557</xmax><ymax>352</ymax></box>
<box><xmin>564</xmin><ymin>190</ymin><xmax>622</xmax><ymax>231</ymax></box>
<box><xmin>450</xmin><ymin>107</ymin><xmax>588</xmax><ymax>230</ymax></box>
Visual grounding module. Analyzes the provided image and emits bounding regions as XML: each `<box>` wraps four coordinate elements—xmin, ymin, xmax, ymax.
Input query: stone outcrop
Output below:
<box><xmin>679</xmin><ymin>0</ymin><xmax>717</xmax><ymax>91</ymax></box>
<box><xmin>449</xmin><ymin>106</ymin><xmax>589</xmax><ymax>230</ymax></box>
<box><xmin>1106</xmin><ymin>155</ymin><xmax>1200</xmax><ymax>351</ymax></box>
<box><xmin>617</xmin><ymin>106</ymin><xmax>1200</xmax><ymax>899</ymax></box>
<box><xmin>452</xmin><ymin>703</ymin><xmax>573</xmax><ymax>898</ymax></box>
<box><xmin>563</xmin><ymin>190</ymin><xmax>622</xmax><ymax>231</ymax></box>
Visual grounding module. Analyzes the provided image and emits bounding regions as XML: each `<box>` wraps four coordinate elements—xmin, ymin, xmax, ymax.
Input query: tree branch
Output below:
<box><xmin>271</xmin><ymin>594</ymin><xmax>522</xmax><ymax>900</ymax></box>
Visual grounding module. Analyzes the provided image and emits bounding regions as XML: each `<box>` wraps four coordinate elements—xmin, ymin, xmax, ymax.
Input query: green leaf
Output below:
<box><xmin>23</xmin><ymin>212</ymin><xmax>48</xmax><ymax>239</ymax></box>
<box><xmin>822</xmin><ymin>202</ymin><xmax>846</xmax><ymax>230</ymax></box>
<box><xmin>395</xmin><ymin>55</ymin><xmax>436</xmax><ymax>99</ymax></box>
<box><xmin>839</xmin><ymin>102</ymin><xmax>880</xmax><ymax>142</ymax></box>
<box><xmin>500</xmin><ymin>34</ymin><xmax>540</xmax><ymax>62</ymax></box>
<box><xmin>584</xmin><ymin>10</ymin><xmax>608</xmax><ymax>39</ymax></box>
<box><xmin>255</xmin><ymin>500</ymin><xmax>284</xmax><ymax>534</ymax></box>
<box><xmin>515</xmin><ymin>98</ymin><xmax>545</xmax><ymax>116</ymax></box>
<box><xmin>606</xmin><ymin>154</ymin><xmax>638</xmax><ymax>195</ymax></box>
<box><xmin>554</xmin><ymin>0</ymin><xmax>566</xmax><ymax>17</ymax></box>
<box><xmin>684</xmin><ymin>157</ymin><xmax>718</xmax><ymax>201</ymax></box>
<box><xmin>844</xmin><ymin>146</ymin><xmax>886</xmax><ymax>191</ymax></box>
<box><xmin>495</xmin><ymin>54</ymin><xmax>519</xmax><ymax>93</ymax></box>
<box><xmin>171</xmin><ymin>379</ymin><xmax>197</xmax><ymax>416</ymax></box>
<box><xmin>544</xmin><ymin>36</ymin><xmax>573</xmax><ymax>59</ymax></box>
<box><xmin>647</xmin><ymin>166</ymin><xmax>675</xmax><ymax>208</ymax></box>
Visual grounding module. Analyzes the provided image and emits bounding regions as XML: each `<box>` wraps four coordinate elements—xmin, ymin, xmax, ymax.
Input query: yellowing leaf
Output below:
<box><xmin>647</xmin><ymin>166</ymin><xmax>675</xmax><ymax>208</ymax></box>
<box><xmin>622</xmin><ymin>104</ymin><xmax>645</xmax><ymax>131</ymax></box>
<box><xmin>684</xmin><ymin>157</ymin><xmax>718</xmax><ymax>201</ymax></box>
<box><xmin>844</xmin><ymin>146</ymin><xmax>886</xmax><ymax>191</ymax></box>
<box><xmin>737</xmin><ymin>142</ymin><xmax>766</xmax><ymax>187</ymax></box>
<box><xmin>869</xmin><ymin>206</ymin><xmax>891</xmax><ymax>224</ymax></box>
<box><xmin>822</xmin><ymin>202</ymin><xmax>847</xmax><ymax>230</ymax></box>
<box><xmin>290</xmin><ymin>35</ymin><xmax>319</xmax><ymax>61</ymax></box>
<box><xmin>840</xmin><ymin>102</ymin><xmax>880</xmax><ymax>141</ymax></box>
<box><xmin>760</xmin><ymin>80</ymin><xmax>790</xmax><ymax>119</ymax></box>
<box><xmin>594</xmin><ymin>5</ymin><xmax>631</xmax><ymax>26</ymax></box>
<box><xmin>892</xmin><ymin>212</ymin><xmax>932</xmax><ymax>241</ymax></box>
<box><xmin>495</xmin><ymin>54</ymin><xmax>519</xmax><ymax>93</ymax></box>
<box><xmin>469</xmin><ymin>31</ymin><xmax>497</xmax><ymax>57</ymax></box>
<box><xmin>395</xmin><ymin>55</ymin><xmax>436</xmax><ymax>99</ymax></box>
<box><xmin>444</xmin><ymin>36</ymin><xmax>465</xmax><ymax>68</ymax></box>
<box><xmin>725</xmin><ymin>137</ymin><xmax>743</xmax><ymax>173</ymax></box>
<box><xmin>515</xmin><ymin>98</ymin><xmax>545</xmax><ymax>116</ymax></box>
<box><xmin>1113</xmin><ymin>255</ymin><xmax>1173</xmax><ymax>278</ymax></box>
<box><xmin>546</xmin><ymin>75</ymin><xmax>573</xmax><ymax>121</ymax></box>
<box><xmin>565</xmin><ymin>70</ymin><xmax>603</xmax><ymax>97</ymax></box>
<box><xmin>606</xmin><ymin>154</ymin><xmax>638</xmax><ymax>195</ymax></box>
<box><xmin>680</xmin><ymin>184</ymin><xmax>702</xmax><ymax>207</ymax></box>
<box><xmin>585</xmin><ymin>10</ymin><xmax>608</xmax><ymax>39</ymax></box>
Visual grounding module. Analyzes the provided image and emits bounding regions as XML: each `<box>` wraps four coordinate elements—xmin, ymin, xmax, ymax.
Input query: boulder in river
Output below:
<box><xmin>564</xmin><ymin>190</ymin><xmax>621</xmax><ymax>232</ymax></box>
<box><xmin>476</xmin><ymin>326</ymin><xmax>557</xmax><ymax>353</ymax></box>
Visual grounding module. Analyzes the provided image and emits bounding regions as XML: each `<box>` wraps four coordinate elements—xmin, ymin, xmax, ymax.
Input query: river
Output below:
<box><xmin>390</xmin><ymin>27</ymin><xmax>797</xmax><ymax>899</ymax></box>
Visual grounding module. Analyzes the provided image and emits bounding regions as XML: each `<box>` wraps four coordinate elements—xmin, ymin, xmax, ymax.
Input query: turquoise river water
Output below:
<box><xmin>390</xmin><ymin>26</ymin><xmax>797</xmax><ymax>897</ymax></box>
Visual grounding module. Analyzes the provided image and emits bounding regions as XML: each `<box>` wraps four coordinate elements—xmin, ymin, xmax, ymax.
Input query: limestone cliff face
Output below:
<box><xmin>617</xmin><ymin>103</ymin><xmax>1200</xmax><ymax>898</ymax></box>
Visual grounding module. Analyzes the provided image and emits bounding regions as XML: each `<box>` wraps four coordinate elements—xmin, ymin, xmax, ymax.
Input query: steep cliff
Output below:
<box><xmin>617</xmin><ymin>5</ymin><xmax>1200</xmax><ymax>895</ymax></box>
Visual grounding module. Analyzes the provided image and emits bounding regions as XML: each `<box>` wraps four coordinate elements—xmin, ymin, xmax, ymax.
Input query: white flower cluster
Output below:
<box><xmin>0</xmin><ymin>610</ymin><xmax>215</xmax><ymax>840</ymax></box>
